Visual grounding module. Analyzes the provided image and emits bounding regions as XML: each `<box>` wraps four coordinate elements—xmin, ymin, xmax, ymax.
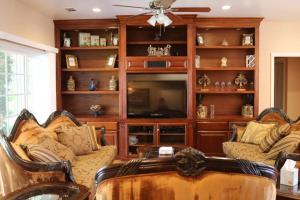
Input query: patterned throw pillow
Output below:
<box><xmin>240</xmin><ymin>121</ymin><xmax>277</xmax><ymax>145</ymax></box>
<box><xmin>265</xmin><ymin>131</ymin><xmax>300</xmax><ymax>160</ymax></box>
<box><xmin>23</xmin><ymin>144</ymin><xmax>61</xmax><ymax>162</ymax></box>
<box><xmin>235</xmin><ymin>125</ymin><xmax>247</xmax><ymax>142</ymax></box>
<box><xmin>36</xmin><ymin>136</ymin><xmax>77</xmax><ymax>164</ymax></box>
<box><xmin>56</xmin><ymin>125</ymin><xmax>96</xmax><ymax>156</ymax></box>
<box><xmin>259</xmin><ymin>123</ymin><xmax>291</xmax><ymax>153</ymax></box>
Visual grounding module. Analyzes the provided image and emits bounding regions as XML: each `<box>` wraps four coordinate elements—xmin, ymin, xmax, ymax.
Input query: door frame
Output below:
<box><xmin>270</xmin><ymin>52</ymin><xmax>300</xmax><ymax>107</ymax></box>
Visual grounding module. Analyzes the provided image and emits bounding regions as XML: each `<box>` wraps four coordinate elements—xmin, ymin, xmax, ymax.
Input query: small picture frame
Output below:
<box><xmin>66</xmin><ymin>55</ymin><xmax>78</xmax><ymax>69</ymax></box>
<box><xmin>242</xmin><ymin>34</ymin><xmax>254</xmax><ymax>46</ymax></box>
<box><xmin>91</xmin><ymin>35</ymin><xmax>100</xmax><ymax>46</ymax></box>
<box><xmin>106</xmin><ymin>54</ymin><xmax>117</xmax><ymax>68</ymax></box>
<box><xmin>100</xmin><ymin>38</ymin><xmax>107</xmax><ymax>47</ymax></box>
<box><xmin>246</xmin><ymin>55</ymin><xmax>255</xmax><ymax>68</ymax></box>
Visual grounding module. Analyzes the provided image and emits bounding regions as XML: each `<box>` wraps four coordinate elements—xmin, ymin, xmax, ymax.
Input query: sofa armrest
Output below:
<box><xmin>0</xmin><ymin>131</ymin><xmax>76</xmax><ymax>183</ymax></box>
<box><xmin>95</xmin><ymin>127</ymin><xmax>107</xmax><ymax>146</ymax></box>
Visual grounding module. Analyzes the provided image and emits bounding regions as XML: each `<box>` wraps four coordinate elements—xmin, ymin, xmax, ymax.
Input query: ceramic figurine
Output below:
<box><xmin>235</xmin><ymin>73</ymin><xmax>248</xmax><ymax>91</ymax></box>
<box><xmin>67</xmin><ymin>76</ymin><xmax>75</xmax><ymax>91</ymax></box>
<box><xmin>221</xmin><ymin>39</ymin><xmax>229</xmax><ymax>46</ymax></box>
<box><xmin>196</xmin><ymin>33</ymin><xmax>204</xmax><ymax>45</ymax></box>
<box><xmin>221</xmin><ymin>57</ymin><xmax>228</xmax><ymax>67</ymax></box>
<box><xmin>112</xmin><ymin>34</ymin><xmax>119</xmax><ymax>46</ymax></box>
<box><xmin>109</xmin><ymin>75</ymin><xmax>117</xmax><ymax>91</ymax></box>
<box><xmin>88</xmin><ymin>79</ymin><xmax>98</xmax><ymax>91</ymax></box>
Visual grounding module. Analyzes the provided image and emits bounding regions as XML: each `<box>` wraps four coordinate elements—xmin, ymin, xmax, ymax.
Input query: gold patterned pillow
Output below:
<box><xmin>259</xmin><ymin>123</ymin><xmax>291</xmax><ymax>153</ymax></box>
<box><xmin>240</xmin><ymin>121</ymin><xmax>277</xmax><ymax>145</ymax></box>
<box><xmin>265</xmin><ymin>131</ymin><xmax>300</xmax><ymax>160</ymax></box>
<box><xmin>36</xmin><ymin>136</ymin><xmax>77</xmax><ymax>164</ymax></box>
<box><xmin>56</xmin><ymin>125</ymin><xmax>95</xmax><ymax>156</ymax></box>
<box><xmin>235</xmin><ymin>125</ymin><xmax>247</xmax><ymax>142</ymax></box>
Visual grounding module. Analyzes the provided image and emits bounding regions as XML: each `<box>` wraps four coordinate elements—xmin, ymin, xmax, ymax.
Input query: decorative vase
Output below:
<box><xmin>109</xmin><ymin>76</ymin><xmax>117</xmax><ymax>91</ymax></box>
<box><xmin>67</xmin><ymin>76</ymin><xmax>75</xmax><ymax>91</ymax></box>
<box><xmin>197</xmin><ymin>104</ymin><xmax>208</xmax><ymax>119</ymax></box>
<box><xmin>88</xmin><ymin>79</ymin><xmax>97</xmax><ymax>91</ymax></box>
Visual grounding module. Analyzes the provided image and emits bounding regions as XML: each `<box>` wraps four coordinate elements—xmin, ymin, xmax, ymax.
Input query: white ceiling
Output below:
<box><xmin>18</xmin><ymin>0</ymin><xmax>300</xmax><ymax>20</ymax></box>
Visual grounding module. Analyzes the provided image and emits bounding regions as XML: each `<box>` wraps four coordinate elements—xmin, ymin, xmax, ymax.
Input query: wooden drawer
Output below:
<box><xmin>197</xmin><ymin>122</ymin><xmax>229</xmax><ymax>131</ymax></box>
<box><xmin>86</xmin><ymin>122</ymin><xmax>117</xmax><ymax>131</ymax></box>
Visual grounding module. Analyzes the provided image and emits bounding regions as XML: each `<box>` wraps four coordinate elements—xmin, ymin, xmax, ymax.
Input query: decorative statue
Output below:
<box><xmin>90</xmin><ymin>104</ymin><xmax>102</xmax><ymax>117</ymax></box>
<box><xmin>221</xmin><ymin>39</ymin><xmax>229</xmax><ymax>46</ymax></box>
<box><xmin>198</xmin><ymin>74</ymin><xmax>211</xmax><ymax>91</ymax></box>
<box><xmin>147</xmin><ymin>44</ymin><xmax>172</xmax><ymax>56</ymax></box>
<box><xmin>235</xmin><ymin>73</ymin><xmax>248</xmax><ymax>91</ymax></box>
<box><xmin>109</xmin><ymin>75</ymin><xmax>117</xmax><ymax>91</ymax></box>
<box><xmin>67</xmin><ymin>76</ymin><xmax>75</xmax><ymax>91</ymax></box>
<box><xmin>88</xmin><ymin>79</ymin><xmax>98</xmax><ymax>91</ymax></box>
<box><xmin>196</xmin><ymin>33</ymin><xmax>204</xmax><ymax>45</ymax></box>
<box><xmin>220</xmin><ymin>57</ymin><xmax>228</xmax><ymax>67</ymax></box>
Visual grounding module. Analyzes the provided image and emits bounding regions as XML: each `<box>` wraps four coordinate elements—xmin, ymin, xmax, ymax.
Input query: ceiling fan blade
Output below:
<box><xmin>171</xmin><ymin>7</ymin><xmax>211</xmax><ymax>12</ymax></box>
<box><xmin>113</xmin><ymin>4</ymin><xmax>151</xmax><ymax>10</ymax></box>
<box><xmin>125</xmin><ymin>12</ymin><xmax>154</xmax><ymax>20</ymax></box>
<box><xmin>166</xmin><ymin>12</ymin><xmax>183</xmax><ymax>21</ymax></box>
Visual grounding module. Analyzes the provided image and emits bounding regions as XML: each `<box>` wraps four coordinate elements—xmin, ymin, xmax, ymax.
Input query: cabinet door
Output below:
<box><xmin>158</xmin><ymin>124</ymin><xmax>186</xmax><ymax>146</ymax></box>
<box><xmin>196</xmin><ymin>131</ymin><xmax>229</xmax><ymax>156</ymax></box>
<box><xmin>196</xmin><ymin>122</ymin><xmax>229</xmax><ymax>156</ymax></box>
<box><xmin>127</xmin><ymin>124</ymin><xmax>155</xmax><ymax>157</ymax></box>
<box><xmin>86</xmin><ymin>122</ymin><xmax>118</xmax><ymax>146</ymax></box>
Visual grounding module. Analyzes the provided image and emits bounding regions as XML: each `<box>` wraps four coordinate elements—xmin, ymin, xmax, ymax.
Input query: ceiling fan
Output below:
<box><xmin>113</xmin><ymin>0</ymin><xmax>211</xmax><ymax>27</ymax></box>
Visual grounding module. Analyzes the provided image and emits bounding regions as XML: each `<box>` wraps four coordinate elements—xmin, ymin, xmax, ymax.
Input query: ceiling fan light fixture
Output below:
<box><xmin>163</xmin><ymin>15</ymin><xmax>172</xmax><ymax>27</ymax></box>
<box><xmin>147</xmin><ymin>15</ymin><xmax>157</xmax><ymax>26</ymax></box>
<box><xmin>157</xmin><ymin>13</ymin><xmax>166</xmax><ymax>24</ymax></box>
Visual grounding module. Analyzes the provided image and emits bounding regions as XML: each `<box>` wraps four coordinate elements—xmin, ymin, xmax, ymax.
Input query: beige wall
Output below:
<box><xmin>287</xmin><ymin>58</ymin><xmax>300</xmax><ymax>120</ymax></box>
<box><xmin>0</xmin><ymin>0</ymin><xmax>54</xmax><ymax>46</ymax></box>
<box><xmin>259</xmin><ymin>21</ymin><xmax>300</xmax><ymax>112</ymax></box>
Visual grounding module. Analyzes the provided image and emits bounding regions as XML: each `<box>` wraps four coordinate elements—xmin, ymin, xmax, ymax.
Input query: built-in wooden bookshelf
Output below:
<box><xmin>55</xmin><ymin>17</ymin><xmax>262</xmax><ymax>158</ymax></box>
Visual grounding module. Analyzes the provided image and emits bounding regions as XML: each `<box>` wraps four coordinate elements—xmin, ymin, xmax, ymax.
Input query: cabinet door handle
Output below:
<box><xmin>184</xmin><ymin>60</ymin><xmax>188</xmax><ymax>68</ymax></box>
<box><xmin>128</xmin><ymin>61</ymin><xmax>131</xmax><ymax>68</ymax></box>
<box><xmin>144</xmin><ymin>61</ymin><xmax>147</xmax><ymax>68</ymax></box>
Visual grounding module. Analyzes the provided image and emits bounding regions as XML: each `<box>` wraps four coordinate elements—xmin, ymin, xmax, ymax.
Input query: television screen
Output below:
<box><xmin>127</xmin><ymin>74</ymin><xmax>187</xmax><ymax>118</ymax></box>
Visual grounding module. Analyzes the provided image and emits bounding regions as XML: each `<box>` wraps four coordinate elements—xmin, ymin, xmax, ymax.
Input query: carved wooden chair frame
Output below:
<box><xmin>230</xmin><ymin>107</ymin><xmax>300</xmax><ymax>170</ymax></box>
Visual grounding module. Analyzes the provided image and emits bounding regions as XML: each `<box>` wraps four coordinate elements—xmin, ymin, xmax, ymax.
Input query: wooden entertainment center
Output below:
<box><xmin>54</xmin><ymin>16</ymin><xmax>262</xmax><ymax>158</ymax></box>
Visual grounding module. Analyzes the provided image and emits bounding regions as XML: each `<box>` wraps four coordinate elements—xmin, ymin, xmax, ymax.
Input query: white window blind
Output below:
<box><xmin>0</xmin><ymin>33</ymin><xmax>57</xmax><ymax>136</ymax></box>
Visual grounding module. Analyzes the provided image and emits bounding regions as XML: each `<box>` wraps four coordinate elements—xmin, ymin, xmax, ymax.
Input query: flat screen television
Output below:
<box><xmin>127</xmin><ymin>74</ymin><xmax>187</xmax><ymax>118</ymax></box>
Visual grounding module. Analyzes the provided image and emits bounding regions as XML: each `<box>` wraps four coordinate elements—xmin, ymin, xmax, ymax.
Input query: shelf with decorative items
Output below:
<box><xmin>126</xmin><ymin>25</ymin><xmax>187</xmax><ymax>57</ymax></box>
<box><xmin>55</xmin><ymin>19</ymin><xmax>121</xmax><ymax>119</ymax></box>
<box><xmin>194</xmin><ymin>24</ymin><xmax>258</xmax><ymax>121</ymax></box>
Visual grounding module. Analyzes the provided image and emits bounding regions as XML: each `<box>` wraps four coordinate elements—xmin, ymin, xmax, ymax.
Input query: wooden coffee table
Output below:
<box><xmin>277</xmin><ymin>184</ymin><xmax>300</xmax><ymax>200</ymax></box>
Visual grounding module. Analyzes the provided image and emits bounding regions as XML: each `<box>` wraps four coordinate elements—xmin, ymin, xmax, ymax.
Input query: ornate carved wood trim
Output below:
<box><xmin>256</xmin><ymin>107</ymin><xmax>292</xmax><ymax>124</ymax></box>
<box><xmin>0</xmin><ymin>131</ymin><xmax>75</xmax><ymax>182</ymax></box>
<box><xmin>95</xmin><ymin>148</ymin><xmax>278</xmax><ymax>185</ymax></box>
<box><xmin>8</xmin><ymin>109</ymin><xmax>82</xmax><ymax>142</ymax></box>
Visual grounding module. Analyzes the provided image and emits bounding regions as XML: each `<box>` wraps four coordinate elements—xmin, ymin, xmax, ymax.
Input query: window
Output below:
<box><xmin>0</xmin><ymin>32</ymin><xmax>57</xmax><ymax>136</ymax></box>
<box><xmin>0</xmin><ymin>50</ymin><xmax>28</xmax><ymax>134</ymax></box>
<box><xmin>0</xmin><ymin>50</ymin><xmax>56</xmax><ymax>136</ymax></box>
